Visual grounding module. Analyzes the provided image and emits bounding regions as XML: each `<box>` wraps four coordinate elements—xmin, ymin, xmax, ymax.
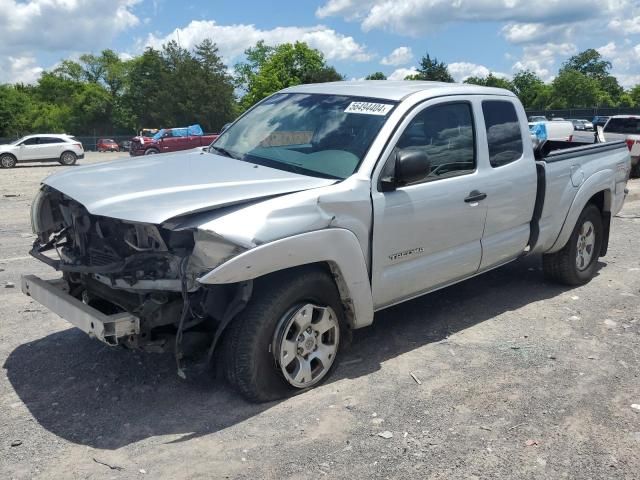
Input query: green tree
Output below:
<box><xmin>630</xmin><ymin>84</ymin><xmax>640</xmax><ymax>106</ymax></box>
<box><xmin>463</xmin><ymin>73</ymin><xmax>514</xmax><ymax>91</ymax></box>
<box><xmin>560</xmin><ymin>48</ymin><xmax>623</xmax><ymax>104</ymax></box>
<box><xmin>365</xmin><ymin>72</ymin><xmax>387</xmax><ymax>80</ymax></box>
<box><xmin>511</xmin><ymin>70</ymin><xmax>548</xmax><ymax>109</ymax></box>
<box><xmin>405</xmin><ymin>53</ymin><xmax>454</xmax><ymax>82</ymax></box>
<box><xmin>0</xmin><ymin>84</ymin><xmax>34</xmax><ymax>137</ymax></box>
<box><xmin>550</xmin><ymin>69</ymin><xmax>600</xmax><ymax>108</ymax></box>
<box><xmin>235</xmin><ymin>41</ymin><xmax>342</xmax><ymax>111</ymax></box>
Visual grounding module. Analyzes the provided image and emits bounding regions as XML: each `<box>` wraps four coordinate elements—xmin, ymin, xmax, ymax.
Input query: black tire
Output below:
<box><xmin>59</xmin><ymin>151</ymin><xmax>77</xmax><ymax>166</ymax></box>
<box><xmin>631</xmin><ymin>162</ymin><xmax>640</xmax><ymax>179</ymax></box>
<box><xmin>543</xmin><ymin>204</ymin><xmax>603</xmax><ymax>286</ymax></box>
<box><xmin>145</xmin><ymin>148</ymin><xmax>159</xmax><ymax>155</ymax></box>
<box><xmin>222</xmin><ymin>267</ymin><xmax>346</xmax><ymax>402</ymax></box>
<box><xmin>0</xmin><ymin>153</ymin><xmax>17</xmax><ymax>168</ymax></box>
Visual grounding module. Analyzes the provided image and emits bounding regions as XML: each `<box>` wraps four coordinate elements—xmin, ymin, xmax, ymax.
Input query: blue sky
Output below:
<box><xmin>2</xmin><ymin>0</ymin><xmax>640</xmax><ymax>87</ymax></box>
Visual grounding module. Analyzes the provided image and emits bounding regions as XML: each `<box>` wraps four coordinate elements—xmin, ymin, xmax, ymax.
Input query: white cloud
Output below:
<box><xmin>387</xmin><ymin>67</ymin><xmax>418</xmax><ymax>80</ymax></box>
<box><xmin>315</xmin><ymin>0</ymin><xmax>621</xmax><ymax>37</ymax></box>
<box><xmin>501</xmin><ymin>22</ymin><xmax>574</xmax><ymax>44</ymax></box>
<box><xmin>512</xmin><ymin>42</ymin><xmax>577</xmax><ymax>81</ymax></box>
<box><xmin>609</xmin><ymin>15</ymin><xmax>640</xmax><ymax>34</ymax></box>
<box><xmin>0</xmin><ymin>56</ymin><xmax>44</xmax><ymax>84</ymax></box>
<box><xmin>448</xmin><ymin>62</ymin><xmax>509</xmax><ymax>82</ymax></box>
<box><xmin>0</xmin><ymin>0</ymin><xmax>140</xmax><ymax>83</ymax></box>
<box><xmin>143</xmin><ymin>20</ymin><xmax>374</xmax><ymax>63</ymax></box>
<box><xmin>0</xmin><ymin>0</ymin><xmax>140</xmax><ymax>53</ymax></box>
<box><xmin>381</xmin><ymin>46</ymin><xmax>413</xmax><ymax>66</ymax></box>
<box><xmin>596</xmin><ymin>41</ymin><xmax>640</xmax><ymax>87</ymax></box>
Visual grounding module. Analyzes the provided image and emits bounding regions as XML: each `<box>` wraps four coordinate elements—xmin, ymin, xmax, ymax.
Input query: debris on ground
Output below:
<box><xmin>410</xmin><ymin>372</ymin><xmax>422</xmax><ymax>385</ymax></box>
<box><xmin>4</xmin><ymin>282</ymin><xmax>15</xmax><ymax>288</ymax></box>
<box><xmin>378</xmin><ymin>431</ymin><xmax>393</xmax><ymax>439</ymax></box>
<box><xmin>631</xmin><ymin>404</ymin><xmax>640</xmax><ymax>412</ymax></box>
<box><xmin>10</xmin><ymin>440</ymin><xmax>22</xmax><ymax>447</ymax></box>
<box><xmin>525</xmin><ymin>439</ymin><xmax>540</xmax><ymax>447</ymax></box>
<box><xmin>3</xmin><ymin>194</ymin><xmax>19</xmax><ymax>197</ymax></box>
<box><xmin>92</xmin><ymin>458</ymin><xmax>124</xmax><ymax>471</ymax></box>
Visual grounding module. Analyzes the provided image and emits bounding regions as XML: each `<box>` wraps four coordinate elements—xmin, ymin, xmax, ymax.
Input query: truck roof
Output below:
<box><xmin>282</xmin><ymin>80</ymin><xmax>517</xmax><ymax>102</ymax></box>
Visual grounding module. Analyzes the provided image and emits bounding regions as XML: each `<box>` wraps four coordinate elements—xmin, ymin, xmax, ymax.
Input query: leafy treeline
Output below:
<box><xmin>404</xmin><ymin>49</ymin><xmax>639</xmax><ymax>110</ymax></box>
<box><xmin>1</xmin><ymin>42</ymin><xmax>639</xmax><ymax>138</ymax></box>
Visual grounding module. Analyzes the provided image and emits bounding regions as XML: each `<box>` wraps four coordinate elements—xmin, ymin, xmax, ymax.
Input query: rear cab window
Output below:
<box><xmin>482</xmin><ymin>100</ymin><xmax>523</xmax><ymax>167</ymax></box>
<box><xmin>604</xmin><ymin>117</ymin><xmax>640</xmax><ymax>135</ymax></box>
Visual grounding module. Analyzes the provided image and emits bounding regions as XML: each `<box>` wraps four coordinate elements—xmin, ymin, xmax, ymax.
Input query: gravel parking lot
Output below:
<box><xmin>1</xmin><ymin>152</ymin><xmax>639</xmax><ymax>479</ymax></box>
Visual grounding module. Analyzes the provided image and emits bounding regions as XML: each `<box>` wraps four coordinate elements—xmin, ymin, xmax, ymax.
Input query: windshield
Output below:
<box><xmin>211</xmin><ymin>93</ymin><xmax>397</xmax><ymax>179</ymax></box>
<box><xmin>604</xmin><ymin>117</ymin><xmax>640</xmax><ymax>135</ymax></box>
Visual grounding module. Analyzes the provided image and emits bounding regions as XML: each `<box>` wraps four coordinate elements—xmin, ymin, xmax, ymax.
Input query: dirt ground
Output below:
<box><xmin>1</xmin><ymin>153</ymin><xmax>639</xmax><ymax>479</ymax></box>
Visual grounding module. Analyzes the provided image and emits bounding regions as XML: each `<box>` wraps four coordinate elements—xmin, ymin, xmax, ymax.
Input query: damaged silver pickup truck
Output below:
<box><xmin>23</xmin><ymin>81</ymin><xmax>631</xmax><ymax>402</ymax></box>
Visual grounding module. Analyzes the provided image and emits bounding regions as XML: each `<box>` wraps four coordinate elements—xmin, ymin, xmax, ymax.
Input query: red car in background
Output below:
<box><xmin>129</xmin><ymin>124</ymin><xmax>218</xmax><ymax>156</ymax></box>
<box><xmin>97</xmin><ymin>138</ymin><xmax>120</xmax><ymax>152</ymax></box>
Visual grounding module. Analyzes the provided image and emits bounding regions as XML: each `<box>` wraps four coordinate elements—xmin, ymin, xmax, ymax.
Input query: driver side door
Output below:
<box><xmin>371</xmin><ymin>98</ymin><xmax>489</xmax><ymax>309</ymax></box>
<box><xmin>18</xmin><ymin>137</ymin><xmax>42</xmax><ymax>160</ymax></box>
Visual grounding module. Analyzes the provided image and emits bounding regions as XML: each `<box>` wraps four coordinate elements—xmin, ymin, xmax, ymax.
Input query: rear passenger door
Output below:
<box><xmin>477</xmin><ymin>99</ymin><xmax>538</xmax><ymax>270</ymax></box>
<box><xmin>40</xmin><ymin>137</ymin><xmax>66</xmax><ymax>159</ymax></box>
<box><xmin>371</xmin><ymin>98</ymin><xmax>489</xmax><ymax>309</ymax></box>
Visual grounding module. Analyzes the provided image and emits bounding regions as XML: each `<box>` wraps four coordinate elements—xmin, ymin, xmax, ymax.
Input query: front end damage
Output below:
<box><xmin>26</xmin><ymin>186</ymin><xmax>249</xmax><ymax>370</ymax></box>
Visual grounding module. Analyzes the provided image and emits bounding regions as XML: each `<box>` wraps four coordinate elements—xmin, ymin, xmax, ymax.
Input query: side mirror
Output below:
<box><xmin>380</xmin><ymin>148</ymin><xmax>431</xmax><ymax>191</ymax></box>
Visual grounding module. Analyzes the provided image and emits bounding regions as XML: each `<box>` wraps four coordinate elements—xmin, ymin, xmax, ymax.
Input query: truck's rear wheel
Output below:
<box><xmin>543</xmin><ymin>204</ymin><xmax>603</xmax><ymax>286</ymax></box>
<box><xmin>222</xmin><ymin>267</ymin><xmax>345</xmax><ymax>402</ymax></box>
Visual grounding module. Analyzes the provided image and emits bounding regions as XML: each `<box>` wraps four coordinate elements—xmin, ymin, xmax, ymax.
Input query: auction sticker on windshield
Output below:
<box><xmin>345</xmin><ymin>102</ymin><xmax>394</xmax><ymax>115</ymax></box>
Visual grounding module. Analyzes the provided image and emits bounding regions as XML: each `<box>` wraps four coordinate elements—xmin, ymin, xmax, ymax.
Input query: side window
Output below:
<box><xmin>391</xmin><ymin>102</ymin><xmax>476</xmax><ymax>185</ymax></box>
<box><xmin>21</xmin><ymin>137</ymin><xmax>40</xmax><ymax>145</ymax></box>
<box><xmin>482</xmin><ymin>100</ymin><xmax>523</xmax><ymax>168</ymax></box>
<box><xmin>41</xmin><ymin>137</ymin><xmax>64</xmax><ymax>144</ymax></box>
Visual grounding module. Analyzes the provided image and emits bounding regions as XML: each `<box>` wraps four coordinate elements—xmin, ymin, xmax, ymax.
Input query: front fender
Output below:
<box><xmin>548</xmin><ymin>170</ymin><xmax>613</xmax><ymax>253</ymax></box>
<box><xmin>198</xmin><ymin>228</ymin><xmax>374</xmax><ymax>329</ymax></box>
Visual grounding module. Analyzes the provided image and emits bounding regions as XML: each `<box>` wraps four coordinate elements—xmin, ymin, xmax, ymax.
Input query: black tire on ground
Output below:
<box><xmin>145</xmin><ymin>148</ymin><xmax>159</xmax><ymax>155</ymax></box>
<box><xmin>543</xmin><ymin>203</ymin><xmax>603</xmax><ymax>286</ymax></box>
<box><xmin>59</xmin><ymin>151</ymin><xmax>77</xmax><ymax>166</ymax></box>
<box><xmin>631</xmin><ymin>162</ymin><xmax>640</xmax><ymax>178</ymax></box>
<box><xmin>222</xmin><ymin>266</ymin><xmax>346</xmax><ymax>402</ymax></box>
<box><xmin>0</xmin><ymin>153</ymin><xmax>17</xmax><ymax>168</ymax></box>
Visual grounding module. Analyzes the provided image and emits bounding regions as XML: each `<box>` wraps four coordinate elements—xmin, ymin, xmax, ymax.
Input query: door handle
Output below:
<box><xmin>464</xmin><ymin>190</ymin><xmax>487</xmax><ymax>203</ymax></box>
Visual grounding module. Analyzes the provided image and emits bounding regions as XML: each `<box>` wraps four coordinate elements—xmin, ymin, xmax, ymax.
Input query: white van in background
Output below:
<box><xmin>529</xmin><ymin>120</ymin><xmax>574</xmax><ymax>142</ymax></box>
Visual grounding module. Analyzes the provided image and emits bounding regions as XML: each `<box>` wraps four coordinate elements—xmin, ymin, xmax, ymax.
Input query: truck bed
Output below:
<box><xmin>530</xmin><ymin>140</ymin><xmax>629</xmax><ymax>255</ymax></box>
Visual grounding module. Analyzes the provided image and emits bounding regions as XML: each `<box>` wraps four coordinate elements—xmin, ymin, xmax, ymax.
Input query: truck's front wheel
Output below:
<box><xmin>543</xmin><ymin>204</ymin><xmax>603</xmax><ymax>286</ymax></box>
<box><xmin>222</xmin><ymin>268</ymin><xmax>345</xmax><ymax>402</ymax></box>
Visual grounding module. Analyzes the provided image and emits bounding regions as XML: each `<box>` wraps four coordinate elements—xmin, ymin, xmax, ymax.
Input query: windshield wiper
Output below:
<box><xmin>209</xmin><ymin>145</ymin><xmax>239</xmax><ymax>159</ymax></box>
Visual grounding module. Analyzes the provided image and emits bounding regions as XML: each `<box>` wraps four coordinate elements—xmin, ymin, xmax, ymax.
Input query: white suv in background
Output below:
<box><xmin>0</xmin><ymin>134</ymin><xmax>84</xmax><ymax>169</ymax></box>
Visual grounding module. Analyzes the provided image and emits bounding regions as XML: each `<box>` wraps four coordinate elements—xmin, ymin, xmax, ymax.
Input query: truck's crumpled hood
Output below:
<box><xmin>42</xmin><ymin>149</ymin><xmax>337</xmax><ymax>224</ymax></box>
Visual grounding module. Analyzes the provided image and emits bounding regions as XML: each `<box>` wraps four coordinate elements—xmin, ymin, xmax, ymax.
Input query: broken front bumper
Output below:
<box><xmin>21</xmin><ymin>275</ymin><xmax>140</xmax><ymax>346</ymax></box>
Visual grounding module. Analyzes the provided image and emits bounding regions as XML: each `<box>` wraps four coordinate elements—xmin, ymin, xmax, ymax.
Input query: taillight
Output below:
<box><xmin>626</xmin><ymin>139</ymin><xmax>635</xmax><ymax>151</ymax></box>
